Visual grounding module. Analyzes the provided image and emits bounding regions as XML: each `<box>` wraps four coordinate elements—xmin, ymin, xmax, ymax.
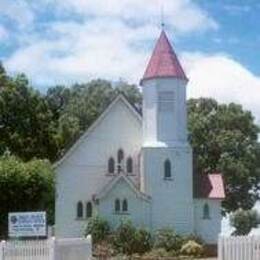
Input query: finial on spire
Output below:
<box><xmin>160</xmin><ymin>4</ymin><xmax>165</xmax><ymax>29</ymax></box>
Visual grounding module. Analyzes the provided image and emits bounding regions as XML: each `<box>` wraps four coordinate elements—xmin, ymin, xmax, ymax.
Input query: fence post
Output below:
<box><xmin>218</xmin><ymin>236</ymin><xmax>223</xmax><ymax>260</ymax></box>
<box><xmin>49</xmin><ymin>237</ymin><xmax>56</xmax><ymax>260</ymax></box>
<box><xmin>0</xmin><ymin>241</ymin><xmax>6</xmax><ymax>260</ymax></box>
<box><xmin>86</xmin><ymin>235</ymin><xmax>92</xmax><ymax>259</ymax></box>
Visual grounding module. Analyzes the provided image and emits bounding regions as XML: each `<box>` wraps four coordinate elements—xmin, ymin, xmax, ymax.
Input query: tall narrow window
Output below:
<box><xmin>164</xmin><ymin>159</ymin><xmax>171</xmax><ymax>179</ymax></box>
<box><xmin>122</xmin><ymin>199</ymin><xmax>128</xmax><ymax>212</ymax></box>
<box><xmin>77</xmin><ymin>201</ymin><xmax>83</xmax><ymax>218</ymax></box>
<box><xmin>203</xmin><ymin>203</ymin><xmax>210</xmax><ymax>219</ymax></box>
<box><xmin>108</xmin><ymin>157</ymin><xmax>115</xmax><ymax>174</ymax></box>
<box><xmin>115</xmin><ymin>199</ymin><xmax>120</xmax><ymax>213</ymax></box>
<box><xmin>117</xmin><ymin>149</ymin><xmax>124</xmax><ymax>173</ymax></box>
<box><xmin>117</xmin><ymin>149</ymin><xmax>124</xmax><ymax>164</ymax></box>
<box><xmin>86</xmin><ymin>202</ymin><xmax>92</xmax><ymax>218</ymax></box>
<box><xmin>127</xmin><ymin>157</ymin><xmax>133</xmax><ymax>174</ymax></box>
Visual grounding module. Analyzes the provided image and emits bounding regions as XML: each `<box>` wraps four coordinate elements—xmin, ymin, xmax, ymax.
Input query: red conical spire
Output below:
<box><xmin>140</xmin><ymin>30</ymin><xmax>187</xmax><ymax>85</ymax></box>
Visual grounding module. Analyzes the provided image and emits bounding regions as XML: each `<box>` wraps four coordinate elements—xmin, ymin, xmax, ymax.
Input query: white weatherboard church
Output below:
<box><xmin>55</xmin><ymin>30</ymin><xmax>225</xmax><ymax>245</ymax></box>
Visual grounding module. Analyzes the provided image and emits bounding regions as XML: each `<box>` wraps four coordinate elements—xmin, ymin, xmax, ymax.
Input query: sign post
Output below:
<box><xmin>8</xmin><ymin>212</ymin><xmax>46</xmax><ymax>238</ymax></box>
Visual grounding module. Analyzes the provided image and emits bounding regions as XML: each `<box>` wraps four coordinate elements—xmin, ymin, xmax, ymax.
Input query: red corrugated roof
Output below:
<box><xmin>195</xmin><ymin>173</ymin><xmax>225</xmax><ymax>199</ymax></box>
<box><xmin>140</xmin><ymin>30</ymin><xmax>187</xmax><ymax>85</ymax></box>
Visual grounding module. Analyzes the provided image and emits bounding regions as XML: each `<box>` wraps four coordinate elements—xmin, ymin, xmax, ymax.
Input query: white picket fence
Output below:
<box><xmin>0</xmin><ymin>237</ymin><xmax>92</xmax><ymax>260</ymax></box>
<box><xmin>218</xmin><ymin>236</ymin><xmax>260</xmax><ymax>260</ymax></box>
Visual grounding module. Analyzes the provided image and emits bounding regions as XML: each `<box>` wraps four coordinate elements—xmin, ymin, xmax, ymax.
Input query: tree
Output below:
<box><xmin>188</xmin><ymin>98</ymin><xmax>260</xmax><ymax>213</ymax></box>
<box><xmin>230</xmin><ymin>209</ymin><xmax>260</xmax><ymax>235</ymax></box>
<box><xmin>0</xmin><ymin>154</ymin><xmax>55</xmax><ymax>238</ymax></box>
<box><xmin>0</xmin><ymin>74</ymin><xmax>58</xmax><ymax>161</ymax></box>
<box><xmin>54</xmin><ymin>79</ymin><xmax>142</xmax><ymax>153</ymax></box>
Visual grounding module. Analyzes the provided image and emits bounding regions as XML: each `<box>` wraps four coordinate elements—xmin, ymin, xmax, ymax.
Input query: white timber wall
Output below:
<box><xmin>142</xmin><ymin>78</ymin><xmax>188</xmax><ymax>147</ymax></box>
<box><xmin>98</xmin><ymin>177</ymin><xmax>151</xmax><ymax>229</ymax></box>
<box><xmin>141</xmin><ymin>146</ymin><xmax>194</xmax><ymax>234</ymax></box>
<box><xmin>194</xmin><ymin>199</ymin><xmax>222</xmax><ymax>244</ymax></box>
<box><xmin>55</xmin><ymin>97</ymin><xmax>142</xmax><ymax>238</ymax></box>
<box><xmin>218</xmin><ymin>236</ymin><xmax>260</xmax><ymax>260</ymax></box>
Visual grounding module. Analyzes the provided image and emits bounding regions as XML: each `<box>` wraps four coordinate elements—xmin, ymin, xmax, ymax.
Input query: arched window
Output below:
<box><xmin>117</xmin><ymin>149</ymin><xmax>124</xmax><ymax>164</ymax></box>
<box><xmin>203</xmin><ymin>203</ymin><xmax>210</xmax><ymax>219</ymax></box>
<box><xmin>164</xmin><ymin>159</ymin><xmax>171</xmax><ymax>179</ymax></box>
<box><xmin>122</xmin><ymin>199</ymin><xmax>128</xmax><ymax>212</ymax></box>
<box><xmin>77</xmin><ymin>201</ymin><xmax>83</xmax><ymax>218</ymax></box>
<box><xmin>86</xmin><ymin>202</ymin><xmax>92</xmax><ymax>218</ymax></box>
<box><xmin>127</xmin><ymin>157</ymin><xmax>133</xmax><ymax>174</ymax></box>
<box><xmin>108</xmin><ymin>157</ymin><xmax>115</xmax><ymax>174</ymax></box>
<box><xmin>115</xmin><ymin>199</ymin><xmax>120</xmax><ymax>212</ymax></box>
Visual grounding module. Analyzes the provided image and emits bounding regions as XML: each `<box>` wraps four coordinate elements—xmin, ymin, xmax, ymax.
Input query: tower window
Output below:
<box><xmin>108</xmin><ymin>157</ymin><xmax>115</xmax><ymax>174</ymax></box>
<box><xmin>164</xmin><ymin>159</ymin><xmax>172</xmax><ymax>179</ymax></box>
<box><xmin>158</xmin><ymin>91</ymin><xmax>175</xmax><ymax>111</ymax></box>
<box><xmin>203</xmin><ymin>203</ymin><xmax>210</xmax><ymax>219</ymax></box>
<box><xmin>77</xmin><ymin>201</ymin><xmax>83</xmax><ymax>219</ymax></box>
<box><xmin>115</xmin><ymin>199</ymin><xmax>120</xmax><ymax>213</ymax></box>
<box><xmin>86</xmin><ymin>202</ymin><xmax>92</xmax><ymax>218</ymax></box>
<box><xmin>122</xmin><ymin>199</ymin><xmax>128</xmax><ymax>212</ymax></box>
<box><xmin>126</xmin><ymin>157</ymin><xmax>133</xmax><ymax>174</ymax></box>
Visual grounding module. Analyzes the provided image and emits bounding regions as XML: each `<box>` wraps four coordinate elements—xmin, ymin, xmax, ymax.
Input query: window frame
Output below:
<box><xmin>122</xmin><ymin>199</ymin><xmax>128</xmax><ymax>212</ymax></box>
<box><xmin>115</xmin><ymin>198</ymin><xmax>121</xmax><ymax>213</ymax></box>
<box><xmin>126</xmin><ymin>157</ymin><xmax>133</xmax><ymax>174</ymax></box>
<box><xmin>108</xmin><ymin>157</ymin><xmax>115</xmax><ymax>174</ymax></box>
<box><xmin>86</xmin><ymin>201</ymin><xmax>92</xmax><ymax>218</ymax></box>
<box><xmin>164</xmin><ymin>159</ymin><xmax>172</xmax><ymax>180</ymax></box>
<box><xmin>203</xmin><ymin>203</ymin><xmax>210</xmax><ymax>219</ymax></box>
<box><xmin>77</xmin><ymin>201</ymin><xmax>83</xmax><ymax>219</ymax></box>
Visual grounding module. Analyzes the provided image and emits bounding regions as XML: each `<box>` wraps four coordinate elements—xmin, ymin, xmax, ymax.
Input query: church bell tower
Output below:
<box><xmin>140</xmin><ymin>30</ymin><xmax>194</xmax><ymax>233</ymax></box>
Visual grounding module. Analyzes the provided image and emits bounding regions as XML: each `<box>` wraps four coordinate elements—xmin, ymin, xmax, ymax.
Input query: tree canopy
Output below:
<box><xmin>0</xmin><ymin>62</ymin><xmax>259</xmax><ymax>216</ymax></box>
<box><xmin>0</xmin><ymin>154</ymin><xmax>54</xmax><ymax>238</ymax></box>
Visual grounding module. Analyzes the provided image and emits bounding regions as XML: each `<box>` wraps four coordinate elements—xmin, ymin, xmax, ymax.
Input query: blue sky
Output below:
<box><xmin>0</xmin><ymin>0</ymin><xmax>260</xmax><ymax>123</ymax></box>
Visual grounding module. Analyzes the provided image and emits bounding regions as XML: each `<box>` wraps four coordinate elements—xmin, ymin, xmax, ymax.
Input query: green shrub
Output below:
<box><xmin>180</xmin><ymin>240</ymin><xmax>204</xmax><ymax>257</ymax></box>
<box><xmin>112</xmin><ymin>221</ymin><xmax>152</xmax><ymax>255</ymax></box>
<box><xmin>85</xmin><ymin>216</ymin><xmax>110</xmax><ymax>244</ymax></box>
<box><xmin>153</xmin><ymin>228</ymin><xmax>184</xmax><ymax>252</ymax></box>
<box><xmin>142</xmin><ymin>248</ymin><xmax>169</xmax><ymax>258</ymax></box>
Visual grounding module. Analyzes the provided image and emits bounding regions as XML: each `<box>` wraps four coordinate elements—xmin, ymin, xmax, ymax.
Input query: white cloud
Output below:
<box><xmin>183</xmin><ymin>53</ymin><xmax>260</xmax><ymax>123</ymax></box>
<box><xmin>5</xmin><ymin>20</ymin><xmax>151</xmax><ymax>86</ymax></box>
<box><xmin>54</xmin><ymin>0</ymin><xmax>218</xmax><ymax>33</ymax></box>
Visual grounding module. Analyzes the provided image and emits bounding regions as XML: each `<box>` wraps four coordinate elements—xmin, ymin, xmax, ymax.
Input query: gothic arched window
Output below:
<box><xmin>77</xmin><ymin>201</ymin><xmax>83</xmax><ymax>218</ymax></box>
<box><xmin>86</xmin><ymin>202</ymin><xmax>92</xmax><ymax>218</ymax></box>
<box><xmin>203</xmin><ymin>203</ymin><xmax>210</xmax><ymax>219</ymax></box>
<box><xmin>117</xmin><ymin>149</ymin><xmax>124</xmax><ymax>173</ymax></box>
<box><xmin>164</xmin><ymin>159</ymin><xmax>171</xmax><ymax>179</ymax></box>
<box><xmin>115</xmin><ymin>199</ymin><xmax>120</xmax><ymax>213</ymax></box>
<box><xmin>127</xmin><ymin>157</ymin><xmax>133</xmax><ymax>174</ymax></box>
<box><xmin>122</xmin><ymin>199</ymin><xmax>128</xmax><ymax>212</ymax></box>
<box><xmin>117</xmin><ymin>149</ymin><xmax>124</xmax><ymax>164</ymax></box>
<box><xmin>108</xmin><ymin>157</ymin><xmax>115</xmax><ymax>174</ymax></box>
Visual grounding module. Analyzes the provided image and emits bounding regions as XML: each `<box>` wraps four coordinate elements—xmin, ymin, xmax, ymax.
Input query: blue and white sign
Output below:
<box><xmin>8</xmin><ymin>212</ymin><xmax>46</xmax><ymax>237</ymax></box>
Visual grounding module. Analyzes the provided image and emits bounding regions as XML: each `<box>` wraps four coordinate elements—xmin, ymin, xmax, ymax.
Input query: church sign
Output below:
<box><xmin>8</xmin><ymin>212</ymin><xmax>46</xmax><ymax>238</ymax></box>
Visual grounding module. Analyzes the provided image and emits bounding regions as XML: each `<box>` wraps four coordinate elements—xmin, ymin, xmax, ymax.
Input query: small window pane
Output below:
<box><xmin>203</xmin><ymin>204</ymin><xmax>210</xmax><ymax>219</ymax></box>
<box><xmin>108</xmin><ymin>157</ymin><xmax>115</xmax><ymax>173</ymax></box>
<box><xmin>127</xmin><ymin>157</ymin><xmax>133</xmax><ymax>173</ymax></box>
<box><xmin>164</xmin><ymin>159</ymin><xmax>171</xmax><ymax>179</ymax></box>
<box><xmin>118</xmin><ymin>149</ymin><xmax>124</xmax><ymax>164</ymax></box>
<box><xmin>115</xmin><ymin>199</ymin><xmax>120</xmax><ymax>212</ymax></box>
<box><xmin>77</xmin><ymin>201</ymin><xmax>83</xmax><ymax>218</ymax></box>
<box><xmin>122</xmin><ymin>199</ymin><xmax>128</xmax><ymax>212</ymax></box>
<box><xmin>86</xmin><ymin>202</ymin><xmax>92</xmax><ymax>218</ymax></box>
